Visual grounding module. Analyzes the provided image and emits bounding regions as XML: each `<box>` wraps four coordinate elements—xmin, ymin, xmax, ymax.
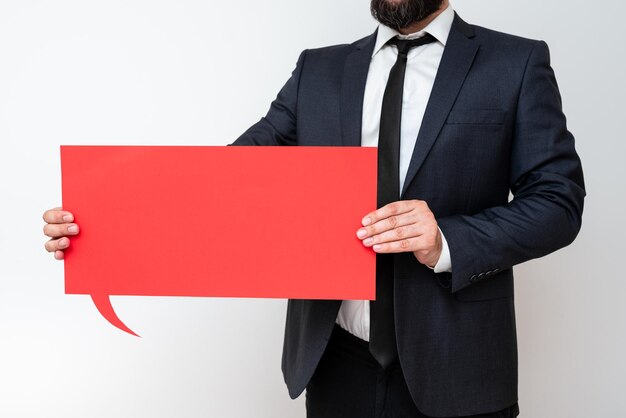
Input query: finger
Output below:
<box><xmin>44</xmin><ymin>237</ymin><xmax>70</xmax><ymax>253</ymax></box>
<box><xmin>372</xmin><ymin>237</ymin><xmax>421</xmax><ymax>254</ymax></box>
<box><xmin>43</xmin><ymin>207</ymin><xmax>74</xmax><ymax>224</ymax></box>
<box><xmin>54</xmin><ymin>250</ymin><xmax>65</xmax><ymax>260</ymax></box>
<box><xmin>362</xmin><ymin>224</ymin><xmax>424</xmax><ymax>247</ymax></box>
<box><xmin>374</xmin><ymin>233</ymin><xmax>436</xmax><ymax>255</ymax></box>
<box><xmin>357</xmin><ymin>211</ymin><xmax>418</xmax><ymax>239</ymax></box>
<box><xmin>43</xmin><ymin>223</ymin><xmax>80</xmax><ymax>238</ymax></box>
<box><xmin>361</xmin><ymin>200</ymin><xmax>426</xmax><ymax>226</ymax></box>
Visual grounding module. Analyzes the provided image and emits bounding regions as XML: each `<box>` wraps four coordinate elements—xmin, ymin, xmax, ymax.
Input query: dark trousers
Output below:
<box><xmin>305</xmin><ymin>325</ymin><xmax>520</xmax><ymax>418</ymax></box>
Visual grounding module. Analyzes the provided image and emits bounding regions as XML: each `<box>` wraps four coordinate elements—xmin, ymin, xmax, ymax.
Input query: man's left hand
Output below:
<box><xmin>357</xmin><ymin>200</ymin><xmax>442</xmax><ymax>268</ymax></box>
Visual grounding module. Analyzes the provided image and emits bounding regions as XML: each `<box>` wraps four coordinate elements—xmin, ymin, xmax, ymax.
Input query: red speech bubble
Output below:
<box><xmin>61</xmin><ymin>146</ymin><xmax>377</xmax><ymax>336</ymax></box>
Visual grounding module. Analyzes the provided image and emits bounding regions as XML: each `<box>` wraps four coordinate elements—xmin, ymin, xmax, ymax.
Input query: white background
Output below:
<box><xmin>0</xmin><ymin>0</ymin><xmax>624</xmax><ymax>417</ymax></box>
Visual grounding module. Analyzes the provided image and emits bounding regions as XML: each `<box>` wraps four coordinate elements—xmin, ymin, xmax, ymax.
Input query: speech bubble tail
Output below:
<box><xmin>91</xmin><ymin>294</ymin><xmax>140</xmax><ymax>337</ymax></box>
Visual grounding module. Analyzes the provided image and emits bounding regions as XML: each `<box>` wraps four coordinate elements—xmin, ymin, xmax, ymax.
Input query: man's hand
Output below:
<box><xmin>42</xmin><ymin>207</ymin><xmax>79</xmax><ymax>260</ymax></box>
<box><xmin>357</xmin><ymin>200</ymin><xmax>442</xmax><ymax>268</ymax></box>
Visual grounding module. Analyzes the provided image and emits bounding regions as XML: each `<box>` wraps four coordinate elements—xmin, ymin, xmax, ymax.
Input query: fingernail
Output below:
<box><xmin>58</xmin><ymin>238</ymin><xmax>69</xmax><ymax>248</ymax></box>
<box><xmin>373</xmin><ymin>244</ymin><xmax>382</xmax><ymax>252</ymax></box>
<box><xmin>67</xmin><ymin>225</ymin><xmax>78</xmax><ymax>234</ymax></box>
<box><xmin>357</xmin><ymin>229</ymin><xmax>367</xmax><ymax>239</ymax></box>
<box><xmin>63</xmin><ymin>214</ymin><xmax>74</xmax><ymax>223</ymax></box>
<box><xmin>363</xmin><ymin>238</ymin><xmax>373</xmax><ymax>246</ymax></box>
<box><xmin>362</xmin><ymin>217</ymin><xmax>371</xmax><ymax>226</ymax></box>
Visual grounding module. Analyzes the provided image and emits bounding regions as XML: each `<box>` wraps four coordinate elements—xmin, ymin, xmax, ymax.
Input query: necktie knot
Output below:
<box><xmin>387</xmin><ymin>33</ymin><xmax>437</xmax><ymax>56</ymax></box>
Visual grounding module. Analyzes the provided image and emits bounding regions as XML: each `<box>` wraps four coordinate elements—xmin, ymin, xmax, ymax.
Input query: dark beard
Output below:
<box><xmin>370</xmin><ymin>0</ymin><xmax>444</xmax><ymax>31</ymax></box>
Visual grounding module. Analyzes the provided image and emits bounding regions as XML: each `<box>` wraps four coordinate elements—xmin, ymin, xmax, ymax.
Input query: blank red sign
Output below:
<box><xmin>61</xmin><ymin>145</ymin><xmax>377</xmax><ymax>336</ymax></box>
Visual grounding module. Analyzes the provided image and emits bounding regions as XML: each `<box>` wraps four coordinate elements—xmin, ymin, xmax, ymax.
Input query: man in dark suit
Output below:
<box><xmin>44</xmin><ymin>0</ymin><xmax>585</xmax><ymax>416</ymax></box>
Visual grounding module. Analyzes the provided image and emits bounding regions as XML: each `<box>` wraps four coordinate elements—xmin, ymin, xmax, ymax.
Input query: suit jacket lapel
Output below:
<box><xmin>340</xmin><ymin>30</ymin><xmax>377</xmax><ymax>147</ymax></box>
<box><xmin>401</xmin><ymin>14</ymin><xmax>479</xmax><ymax>197</ymax></box>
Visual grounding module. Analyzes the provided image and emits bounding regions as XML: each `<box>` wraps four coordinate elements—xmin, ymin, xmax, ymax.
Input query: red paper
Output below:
<box><xmin>61</xmin><ymin>146</ymin><xmax>377</xmax><ymax>336</ymax></box>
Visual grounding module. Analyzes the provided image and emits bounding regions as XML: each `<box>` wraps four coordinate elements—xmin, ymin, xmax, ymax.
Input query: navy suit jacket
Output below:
<box><xmin>233</xmin><ymin>13</ymin><xmax>585</xmax><ymax>417</ymax></box>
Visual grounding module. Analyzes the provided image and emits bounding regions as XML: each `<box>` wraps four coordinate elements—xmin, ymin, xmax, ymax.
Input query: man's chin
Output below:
<box><xmin>370</xmin><ymin>0</ymin><xmax>444</xmax><ymax>30</ymax></box>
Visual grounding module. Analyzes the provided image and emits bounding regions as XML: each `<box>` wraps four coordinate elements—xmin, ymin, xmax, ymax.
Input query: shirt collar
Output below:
<box><xmin>372</xmin><ymin>4</ymin><xmax>455</xmax><ymax>57</ymax></box>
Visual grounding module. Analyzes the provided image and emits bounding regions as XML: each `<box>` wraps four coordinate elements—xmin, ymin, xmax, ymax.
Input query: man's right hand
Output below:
<box><xmin>43</xmin><ymin>207</ymin><xmax>79</xmax><ymax>260</ymax></box>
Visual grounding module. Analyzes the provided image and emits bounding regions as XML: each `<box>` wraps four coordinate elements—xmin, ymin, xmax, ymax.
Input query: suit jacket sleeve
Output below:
<box><xmin>437</xmin><ymin>40</ymin><xmax>586</xmax><ymax>293</ymax></box>
<box><xmin>230</xmin><ymin>50</ymin><xmax>307</xmax><ymax>146</ymax></box>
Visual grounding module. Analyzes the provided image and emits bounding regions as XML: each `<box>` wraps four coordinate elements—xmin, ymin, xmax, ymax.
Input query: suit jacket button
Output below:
<box><xmin>470</xmin><ymin>274</ymin><xmax>477</xmax><ymax>282</ymax></box>
<box><xmin>478</xmin><ymin>272</ymin><xmax>486</xmax><ymax>280</ymax></box>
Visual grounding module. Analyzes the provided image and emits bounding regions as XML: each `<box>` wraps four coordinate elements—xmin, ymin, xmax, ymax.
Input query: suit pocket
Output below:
<box><xmin>446</xmin><ymin>109</ymin><xmax>506</xmax><ymax>125</ymax></box>
<box><xmin>454</xmin><ymin>269</ymin><xmax>514</xmax><ymax>302</ymax></box>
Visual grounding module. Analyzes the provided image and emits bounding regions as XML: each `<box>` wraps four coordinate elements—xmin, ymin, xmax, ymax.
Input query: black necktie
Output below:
<box><xmin>369</xmin><ymin>34</ymin><xmax>437</xmax><ymax>369</ymax></box>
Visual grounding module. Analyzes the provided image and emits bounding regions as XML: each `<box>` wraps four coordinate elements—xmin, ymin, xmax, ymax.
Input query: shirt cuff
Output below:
<box><xmin>427</xmin><ymin>226</ymin><xmax>452</xmax><ymax>273</ymax></box>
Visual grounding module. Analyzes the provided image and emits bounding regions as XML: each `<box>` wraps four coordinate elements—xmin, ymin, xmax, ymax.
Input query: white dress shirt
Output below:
<box><xmin>335</xmin><ymin>5</ymin><xmax>454</xmax><ymax>341</ymax></box>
